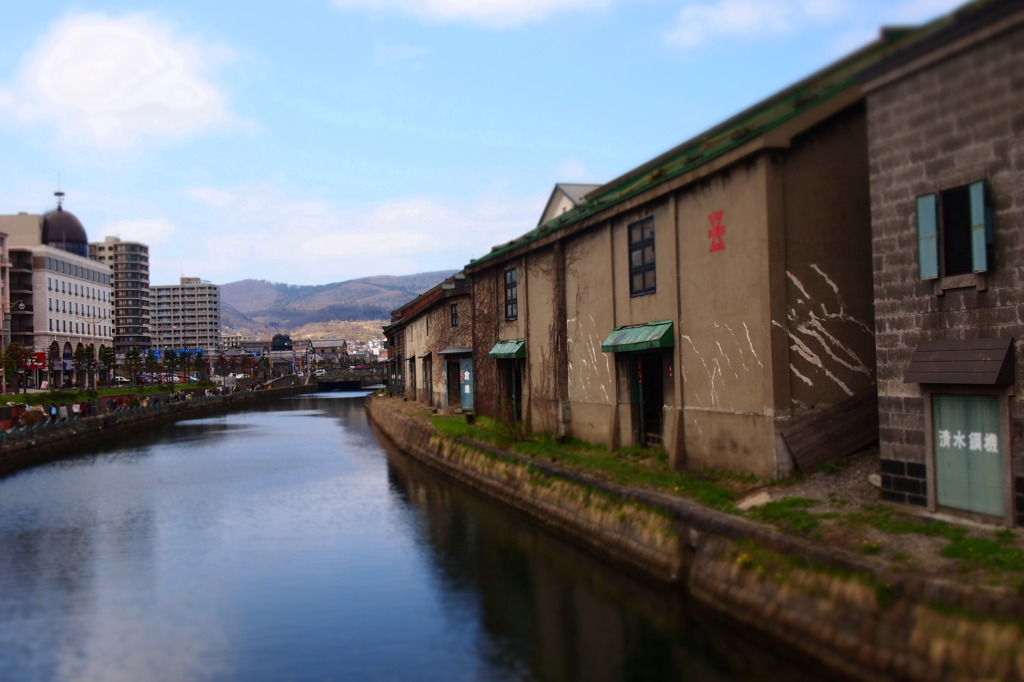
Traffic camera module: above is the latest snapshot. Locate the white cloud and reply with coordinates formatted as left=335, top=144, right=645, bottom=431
left=332, top=0, right=606, bottom=27
left=160, top=183, right=538, bottom=285
left=0, top=12, right=239, bottom=149
left=100, top=218, right=179, bottom=245
left=665, top=0, right=847, bottom=50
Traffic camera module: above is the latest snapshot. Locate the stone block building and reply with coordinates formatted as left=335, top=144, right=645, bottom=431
left=464, top=34, right=911, bottom=479
left=384, top=271, right=473, bottom=410
left=863, top=0, right=1024, bottom=524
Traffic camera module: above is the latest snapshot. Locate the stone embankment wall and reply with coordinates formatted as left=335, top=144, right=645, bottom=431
left=0, top=384, right=309, bottom=478
left=367, top=395, right=1024, bottom=682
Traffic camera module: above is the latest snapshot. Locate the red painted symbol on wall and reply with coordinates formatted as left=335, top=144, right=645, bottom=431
left=708, top=210, right=726, bottom=252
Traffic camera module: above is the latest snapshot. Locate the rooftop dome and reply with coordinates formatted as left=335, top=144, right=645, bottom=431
left=41, top=204, right=89, bottom=258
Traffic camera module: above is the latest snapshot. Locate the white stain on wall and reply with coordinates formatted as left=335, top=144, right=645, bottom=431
left=775, top=265, right=874, bottom=399
left=567, top=313, right=611, bottom=403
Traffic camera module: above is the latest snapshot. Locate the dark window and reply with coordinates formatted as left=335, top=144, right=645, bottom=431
left=450, top=303, right=458, bottom=327
left=504, top=268, right=518, bottom=320
left=629, top=216, right=656, bottom=296
left=917, top=181, right=991, bottom=279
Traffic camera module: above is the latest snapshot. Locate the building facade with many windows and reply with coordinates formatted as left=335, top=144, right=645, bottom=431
left=0, top=201, right=113, bottom=388
left=89, top=236, right=151, bottom=354
left=151, top=277, right=221, bottom=354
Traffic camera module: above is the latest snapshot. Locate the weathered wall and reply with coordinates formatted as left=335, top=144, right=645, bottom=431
left=564, top=227, right=618, bottom=447
left=780, top=105, right=876, bottom=413
left=426, top=291, right=472, bottom=409
left=675, top=156, right=780, bottom=477
left=524, top=247, right=561, bottom=433
left=405, top=315, right=428, bottom=402
left=471, top=265, right=501, bottom=417
left=867, top=14, right=1024, bottom=517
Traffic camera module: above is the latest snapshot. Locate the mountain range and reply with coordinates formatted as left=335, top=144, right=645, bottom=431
left=220, top=270, right=457, bottom=334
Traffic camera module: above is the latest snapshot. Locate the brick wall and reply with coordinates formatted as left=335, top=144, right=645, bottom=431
left=868, top=19, right=1024, bottom=504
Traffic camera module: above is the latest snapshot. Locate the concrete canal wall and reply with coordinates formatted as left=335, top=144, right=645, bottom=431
left=0, top=384, right=310, bottom=479
left=367, top=394, right=1024, bottom=682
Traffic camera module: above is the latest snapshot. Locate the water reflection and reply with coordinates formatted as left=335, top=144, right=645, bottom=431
left=381, top=435, right=833, bottom=682
left=0, top=393, right=837, bottom=681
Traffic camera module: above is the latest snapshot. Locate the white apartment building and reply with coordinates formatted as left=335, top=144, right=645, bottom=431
left=0, top=200, right=113, bottom=387
left=151, top=277, right=222, bottom=354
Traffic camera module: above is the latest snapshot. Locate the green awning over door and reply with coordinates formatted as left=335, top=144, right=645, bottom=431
left=601, top=320, right=674, bottom=353
left=488, top=339, right=526, bottom=359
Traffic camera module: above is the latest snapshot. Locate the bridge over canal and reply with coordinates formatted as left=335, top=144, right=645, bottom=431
left=312, top=367, right=387, bottom=391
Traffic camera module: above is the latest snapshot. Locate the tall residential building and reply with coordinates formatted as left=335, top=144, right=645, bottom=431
left=151, top=277, right=221, bottom=353
left=0, top=196, right=113, bottom=387
left=89, top=236, right=152, bottom=353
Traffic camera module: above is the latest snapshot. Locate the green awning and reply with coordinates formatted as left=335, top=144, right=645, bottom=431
left=601, top=321, right=674, bottom=353
left=488, top=339, right=526, bottom=359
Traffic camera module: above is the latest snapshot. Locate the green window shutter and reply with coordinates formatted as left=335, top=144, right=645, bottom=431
left=969, top=181, right=989, bottom=273
left=916, top=194, right=939, bottom=280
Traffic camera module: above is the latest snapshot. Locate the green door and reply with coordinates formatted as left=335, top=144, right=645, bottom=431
left=933, top=395, right=1002, bottom=517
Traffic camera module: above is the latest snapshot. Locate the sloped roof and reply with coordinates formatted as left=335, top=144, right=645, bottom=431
left=536, top=183, right=602, bottom=228
left=388, top=270, right=467, bottom=324
left=465, top=19, right=947, bottom=271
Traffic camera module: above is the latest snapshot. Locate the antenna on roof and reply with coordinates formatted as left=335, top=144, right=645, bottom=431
left=55, top=169, right=65, bottom=210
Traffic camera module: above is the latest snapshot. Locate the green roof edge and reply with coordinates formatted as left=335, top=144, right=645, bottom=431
left=466, top=25, right=930, bottom=271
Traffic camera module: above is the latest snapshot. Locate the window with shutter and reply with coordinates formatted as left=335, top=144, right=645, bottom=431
left=916, top=180, right=991, bottom=280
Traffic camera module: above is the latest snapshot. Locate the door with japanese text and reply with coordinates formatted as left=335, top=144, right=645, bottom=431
left=933, top=395, right=1002, bottom=517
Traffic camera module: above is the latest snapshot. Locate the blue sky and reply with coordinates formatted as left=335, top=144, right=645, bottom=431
left=0, top=0, right=962, bottom=286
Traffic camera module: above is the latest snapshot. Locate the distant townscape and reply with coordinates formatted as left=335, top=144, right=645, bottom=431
left=0, top=200, right=447, bottom=386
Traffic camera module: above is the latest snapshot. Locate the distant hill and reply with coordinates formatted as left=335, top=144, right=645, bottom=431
left=220, top=270, right=457, bottom=334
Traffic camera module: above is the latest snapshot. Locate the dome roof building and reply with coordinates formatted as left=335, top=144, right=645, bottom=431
left=0, top=192, right=114, bottom=389
left=41, top=194, right=89, bottom=258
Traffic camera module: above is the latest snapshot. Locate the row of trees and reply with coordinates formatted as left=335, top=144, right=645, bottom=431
left=0, top=342, right=216, bottom=391
left=0, top=342, right=284, bottom=392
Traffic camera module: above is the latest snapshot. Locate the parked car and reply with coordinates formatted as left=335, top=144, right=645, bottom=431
left=113, top=376, right=131, bottom=384
left=314, top=369, right=327, bottom=377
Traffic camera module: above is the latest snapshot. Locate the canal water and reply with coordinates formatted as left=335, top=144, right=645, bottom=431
left=0, top=392, right=833, bottom=681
